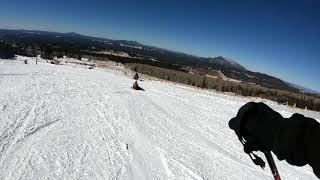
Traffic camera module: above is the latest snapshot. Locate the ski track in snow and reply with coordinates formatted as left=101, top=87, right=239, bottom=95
left=0, top=57, right=319, bottom=180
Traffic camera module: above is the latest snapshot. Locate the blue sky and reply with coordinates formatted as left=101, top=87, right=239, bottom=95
left=1, top=0, right=319, bottom=91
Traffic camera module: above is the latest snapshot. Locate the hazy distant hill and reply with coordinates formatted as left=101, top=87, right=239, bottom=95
left=286, top=82, right=319, bottom=95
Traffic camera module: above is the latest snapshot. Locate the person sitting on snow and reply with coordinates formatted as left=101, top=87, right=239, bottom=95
left=132, top=81, right=144, bottom=91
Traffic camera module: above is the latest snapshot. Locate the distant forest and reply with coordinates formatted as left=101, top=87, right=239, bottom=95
left=127, top=63, right=320, bottom=111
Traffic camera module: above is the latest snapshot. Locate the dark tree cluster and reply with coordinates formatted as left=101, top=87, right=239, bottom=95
left=0, top=43, right=15, bottom=59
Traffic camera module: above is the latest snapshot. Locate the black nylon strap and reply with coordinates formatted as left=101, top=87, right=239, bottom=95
left=236, top=109, right=266, bottom=169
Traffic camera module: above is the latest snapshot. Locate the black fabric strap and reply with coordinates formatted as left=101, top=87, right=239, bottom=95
left=236, top=109, right=266, bottom=169
left=237, top=135, right=266, bottom=169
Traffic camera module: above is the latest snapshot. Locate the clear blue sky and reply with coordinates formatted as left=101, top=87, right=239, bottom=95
left=1, top=0, right=319, bottom=91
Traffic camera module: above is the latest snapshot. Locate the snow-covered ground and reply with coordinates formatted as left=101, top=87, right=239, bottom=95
left=0, top=57, right=319, bottom=180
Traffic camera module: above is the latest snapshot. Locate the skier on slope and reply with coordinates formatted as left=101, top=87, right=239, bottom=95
left=229, top=102, right=320, bottom=178
left=132, top=81, right=144, bottom=91
left=133, top=72, right=139, bottom=80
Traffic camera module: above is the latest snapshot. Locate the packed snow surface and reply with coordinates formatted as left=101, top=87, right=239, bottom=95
left=0, top=57, right=319, bottom=180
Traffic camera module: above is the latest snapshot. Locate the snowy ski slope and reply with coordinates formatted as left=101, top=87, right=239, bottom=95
left=0, top=57, right=319, bottom=180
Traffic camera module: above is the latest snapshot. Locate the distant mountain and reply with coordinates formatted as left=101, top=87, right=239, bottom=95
left=0, top=29, right=112, bottom=43
left=0, top=29, right=302, bottom=92
left=286, top=82, right=319, bottom=95
left=207, top=56, right=247, bottom=71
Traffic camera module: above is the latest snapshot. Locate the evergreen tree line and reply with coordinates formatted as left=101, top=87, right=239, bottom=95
left=128, top=63, right=320, bottom=111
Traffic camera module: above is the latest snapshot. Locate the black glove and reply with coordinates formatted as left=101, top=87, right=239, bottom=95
left=229, top=102, right=284, bottom=152
left=285, top=114, right=320, bottom=178
left=229, top=102, right=320, bottom=178
left=272, top=113, right=307, bottom=166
